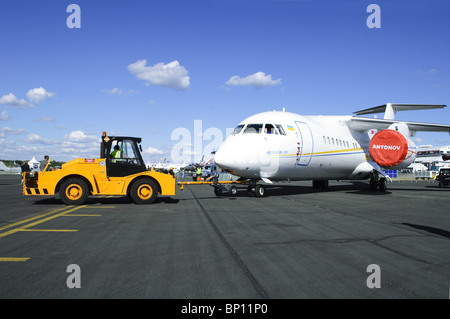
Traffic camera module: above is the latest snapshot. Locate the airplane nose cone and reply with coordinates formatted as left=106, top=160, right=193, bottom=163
left=215, top=135, right=280, bottom=179
left=214, top=144, right=233, bottom=171
left=214, top=136, right=261, bottom=178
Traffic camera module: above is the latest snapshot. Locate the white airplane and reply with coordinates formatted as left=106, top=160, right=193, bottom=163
left=214, top=103, right=450, bottom=196
left=0, top=161, right=21, bottom=174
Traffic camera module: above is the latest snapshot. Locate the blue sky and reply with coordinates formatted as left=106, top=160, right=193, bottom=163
left=1, top=0, right=449, bottom=164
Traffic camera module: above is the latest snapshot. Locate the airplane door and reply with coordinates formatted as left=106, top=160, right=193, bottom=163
left=295, top=121, right=314, bottom=166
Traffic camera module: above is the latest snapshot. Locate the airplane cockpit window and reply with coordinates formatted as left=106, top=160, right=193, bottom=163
left=232, top=124, right=245, bottom=135
left=264, top=124, right=278, bottom=134
left=275, top=124, right=286, bottom=135
left=243, top=124, right=263, bottom=134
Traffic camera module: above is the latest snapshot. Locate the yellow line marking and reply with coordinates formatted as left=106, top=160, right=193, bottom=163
left=0, top=206, right=70, bottom=232
left=18, top=229, right=78, bottom=232
left=0, top=257, right=30, bottom=262
left=0, top=205, right=85, bottom=239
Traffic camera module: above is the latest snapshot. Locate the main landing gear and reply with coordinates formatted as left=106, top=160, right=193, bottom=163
left=246, top=184, right=265, bottom=197
left=312, top=180, right=329, bottom=190
left=369, top=171, right=387, bottom=192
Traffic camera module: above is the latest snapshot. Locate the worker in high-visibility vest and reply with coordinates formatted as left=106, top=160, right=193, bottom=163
left=111, top=145, right=122, bottom=160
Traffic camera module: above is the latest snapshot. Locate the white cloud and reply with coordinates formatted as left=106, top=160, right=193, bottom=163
left=64, top=130, right=100, bottom=143
left=0, top=93, right=32, bottom=108
left=104, top=88, right=123, bottom=95
left=103, top=88, right=138, bottom=96
left=143, top=146, right=163, bottom=155
left=34, top=117, right=55, bottom=123
left=25, top=133, right=56, bottom=145
left=0, top=127, right=28, bottom=137
left=61, top=131, right=100, bottom=158
left=128, top=59, right=190, bottom=90
left=226, top=71, right=281, bottom=88
left=0, top=110, right=10, bottom=121
left=26, top=87, right=55, bottom=104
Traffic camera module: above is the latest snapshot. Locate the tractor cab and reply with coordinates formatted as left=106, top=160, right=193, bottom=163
left=100, top=132, right=147, bottom=177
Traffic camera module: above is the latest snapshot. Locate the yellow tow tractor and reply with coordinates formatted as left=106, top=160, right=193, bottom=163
left=22, top=132, right=176, bottom=205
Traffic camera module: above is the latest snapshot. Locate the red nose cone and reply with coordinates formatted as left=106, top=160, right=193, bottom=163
left=369, top=129, right=408, bottom=168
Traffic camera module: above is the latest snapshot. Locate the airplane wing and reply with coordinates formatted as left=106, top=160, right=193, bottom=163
left=349, top=117, right=450, bottom=133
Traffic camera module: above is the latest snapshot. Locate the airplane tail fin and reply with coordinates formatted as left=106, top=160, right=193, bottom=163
left=353, top=103, right=446, bottom=120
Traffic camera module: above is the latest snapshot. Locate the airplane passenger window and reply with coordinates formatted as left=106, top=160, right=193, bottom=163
left=275, top=124, right=286, bottom=135
left=232, top=124, right=244, bottom=134
left=244, top=124, right=263, bottom=134
left=264, top=124, right=278, bottom=134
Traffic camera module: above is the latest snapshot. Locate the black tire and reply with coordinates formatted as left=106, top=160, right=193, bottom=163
left=247, top=186, right=255, bottom=197
left=229, top=186, right=237, bottom=196
left=320, top=180, right=329, bottom=190
left=369, top=179, right=378, bottom=191
left=130, top=179, right=158, bottom=204
left=312, top=180, right=320, bottom=190
left=214, top=187, right=223, bottom=196
left=254, top=185, right=265, bottom=197
left=60, top=178, right=89, bottom=205
left=378, top=178, right=387, bottom=192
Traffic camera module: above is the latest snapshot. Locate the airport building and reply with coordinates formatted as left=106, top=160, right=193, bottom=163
left=405, top=145, right=450, bottom=179
left=414, top=145, right=450, bottom=170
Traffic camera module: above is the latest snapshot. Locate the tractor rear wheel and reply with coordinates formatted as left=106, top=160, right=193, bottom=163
left=60, top=178, right=89, bottom=205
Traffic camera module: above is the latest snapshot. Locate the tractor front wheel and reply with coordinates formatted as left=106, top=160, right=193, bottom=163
left=130, top=179, right=158, bottom=204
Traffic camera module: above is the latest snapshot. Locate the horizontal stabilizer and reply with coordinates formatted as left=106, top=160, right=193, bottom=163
left=353, top=103, right=446, bottom=120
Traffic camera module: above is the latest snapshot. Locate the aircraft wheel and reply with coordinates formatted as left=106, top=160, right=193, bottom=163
left=229, top=186, right=237, bottom=196
left=312, top=180, right=320, bottom=190
left=254, top=185, right=265, bottom=198
left=130, top=179, right=158, bottom=204
left=247, top=186, right=255, bottom=197
left=378, top=178, right=387, bottom=192
left=60, top=178, right=89, bottom=205
left=369, top=179, right=378, bottom=191
left=320, top=180, right=329, bottom=190
left=214, top=187, right=223, bottom=196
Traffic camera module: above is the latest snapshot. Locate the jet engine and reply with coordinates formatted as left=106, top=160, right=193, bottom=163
left=369, top=123, right=416, bottom=170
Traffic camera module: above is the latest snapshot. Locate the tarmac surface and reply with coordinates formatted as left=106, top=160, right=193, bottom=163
left=0, top=174, right=449, bottom=299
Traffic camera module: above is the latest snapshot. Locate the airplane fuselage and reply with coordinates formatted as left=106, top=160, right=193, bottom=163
left=214, top=111, right=374, bottom=182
